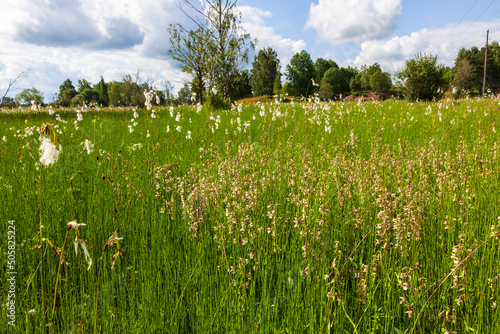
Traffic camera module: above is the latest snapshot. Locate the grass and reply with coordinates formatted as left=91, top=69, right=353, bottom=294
left=1, top=98, right=500, bottom=333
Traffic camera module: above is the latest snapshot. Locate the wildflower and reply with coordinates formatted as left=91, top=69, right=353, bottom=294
left=2, top=136, right=6, bottom=142
left=67, top=220, right=86, bottom=229
left=83, top=139, right=94, bottom=154
left=156, top=92, right=160, bottom=105
left=311, top=78, right=319, bottom=87
left=191, top=92, right=197, bottom=102
left=74, top=237, right=92, bottom=270
left=144, top=90, right=154, bottom=110
left=212, top=86, right=218, bottom=95
left=128, top=125, right=134, bottom=133
left=105, top=230, right=123, bottom=250
left=186, top=131, right=192, bottom=140
left=133, top=110, right=139, bottom=118
left=39, top=137, right=60, bottom=166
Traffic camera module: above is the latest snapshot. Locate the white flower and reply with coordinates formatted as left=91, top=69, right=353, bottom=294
left=128, top=125, right=134, bottom=133
left=76, top=112, right=83, bottom=122
left=133, top=110, right=139, bottom=118
left=155, top=93, right=160, bottom=105
left=39, top=137, right=60, bottom=166
left=212, top=86, right=218, bottom=95
left=83, top=139, right=94, bottom=154
left=74, top=237, right=92, bottom=270
left=186, top=131, right=192, bottom=140
left=191, top=92, right=197, bottom=102
left=2, top=136, right=6, bottom=142
left=67, top=220, right=86, bottom=229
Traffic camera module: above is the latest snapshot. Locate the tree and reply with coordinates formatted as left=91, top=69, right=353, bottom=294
left=321, top=67, right=350, bottom=96
left=317, top=83, right=334, bottom=101
left=177, top=83, right=192, bottom=105
left=273, top=75, right=282, bottom=96
left=179, top=0, right=255, bottom=99
left=285, top=50, right=315, bottom=96
left=231, top=70, right=252, bottom=100
left=453, top=58, right=476, bottom=92
left=249, top=47, right=281, bottom=96
left=397, top=53, right=447, bottom=101
left=369, top=71, right=392, bottom=93
left=314, top=58, right=338, bottom=86
left=15, top=87, right=44, bottom=105
left=94, top=77, right=109, bottom=106
left=58, top=79, right=77, bottom=107
left=168, top=25, right=211, bottom=104
left=77, top=79, right=92, bottom=93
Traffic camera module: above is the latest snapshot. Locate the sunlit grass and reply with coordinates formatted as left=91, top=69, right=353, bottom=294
left=1, top=98, right=500, bottom=333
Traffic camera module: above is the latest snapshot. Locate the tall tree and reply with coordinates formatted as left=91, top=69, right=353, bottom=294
left=94, top=77, right=109, bottom=106
left=58, top=79, right=77, bottom=107
left=179, top=0, right=255, bottom=99
left=168, top=25, right=211, bottom=104
left=285, top=50, right=315, bottom=97
left=249, top=47, right=281, bottom=96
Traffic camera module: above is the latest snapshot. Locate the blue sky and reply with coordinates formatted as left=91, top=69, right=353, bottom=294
left=1, top=0, right=500, bottom=102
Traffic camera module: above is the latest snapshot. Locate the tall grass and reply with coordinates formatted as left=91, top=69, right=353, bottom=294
left=1, top=98, right=500, bottom=333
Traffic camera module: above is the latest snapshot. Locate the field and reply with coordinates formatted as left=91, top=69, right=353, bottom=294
left=2, top=98, right=500, bottom=333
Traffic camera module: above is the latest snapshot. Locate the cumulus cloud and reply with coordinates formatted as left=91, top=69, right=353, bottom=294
left=343, top=21, right=500, bottom=73
left=305, top=0, right=402, bottom=45
left=238, top=6, right=306, bottom=67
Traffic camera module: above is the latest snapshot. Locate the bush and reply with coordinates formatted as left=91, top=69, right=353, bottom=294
left=397, top=53, right=447, bottom=101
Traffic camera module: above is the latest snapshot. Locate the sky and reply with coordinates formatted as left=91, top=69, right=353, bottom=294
left=1, top=0, right=500, bottom=102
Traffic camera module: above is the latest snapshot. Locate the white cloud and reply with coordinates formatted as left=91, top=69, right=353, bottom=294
left=0, top=0, right=189, bottom=101
left=238, top=6, right=306, bottom=69
left=305, top=0, right=402, bottom=45
left=342, top=21, right=500, bottom=74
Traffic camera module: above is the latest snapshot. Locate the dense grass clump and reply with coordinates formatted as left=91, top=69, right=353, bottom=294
left=2, top=98, right=500, bottom=333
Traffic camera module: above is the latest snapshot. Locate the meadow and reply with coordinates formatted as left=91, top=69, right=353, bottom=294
left=1, top=97, right=500, bottom=333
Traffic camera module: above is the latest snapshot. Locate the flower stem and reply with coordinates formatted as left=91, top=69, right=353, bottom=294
left=39, top=164, right=46, bottom=319
left=51, top=227, right=70, bottom=329
left=94, top=249, right=105, bottom=334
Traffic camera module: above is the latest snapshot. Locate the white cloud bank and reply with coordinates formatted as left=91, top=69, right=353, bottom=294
left=344, top=21, right=500, bottom=73
left=238, top=6, right=306, bottom=69
left=305, top=0, right=403, bottom=45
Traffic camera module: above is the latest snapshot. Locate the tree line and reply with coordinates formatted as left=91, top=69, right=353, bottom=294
left=2, top=0, right=499, bottom=107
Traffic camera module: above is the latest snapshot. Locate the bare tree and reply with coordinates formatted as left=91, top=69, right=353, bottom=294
left=1, top=63, right=30, bottom=106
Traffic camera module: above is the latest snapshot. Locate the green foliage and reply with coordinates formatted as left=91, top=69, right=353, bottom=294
left=168, top=25, right=211, bottom=104
left=176, top=83, right=192, bottom=105
left=317, top=82, right=333, bottom=101
left=15, top=87, right=44, bottom=105
left=273, top=75, right=282, bottom=96
left=321, top=67, right=350, bottom=96
left=58, top=79, right=76, bottom=107
left=398, top=53, right=447, bottom=101
left=369, top=70, right=392, bottom=93
left=285, top=50, right=315, bottom=96
left=94, top=77, right=109, bottom=106
left=250, top=47, right=281, bottom=96
left=314, top=58, right=338, bottom=87
left=231, top=70, right=253, bottom=101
